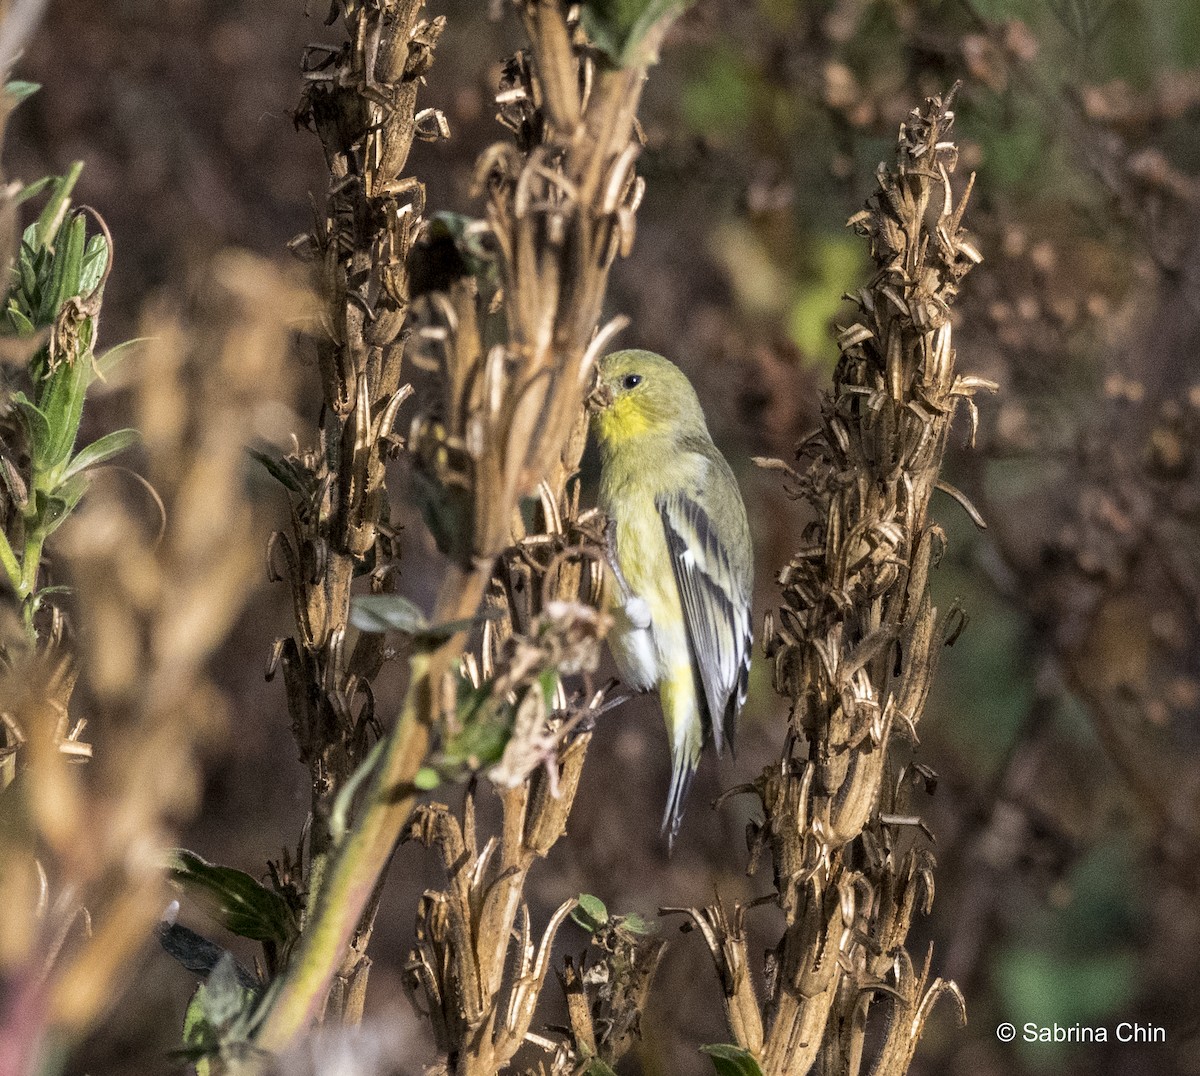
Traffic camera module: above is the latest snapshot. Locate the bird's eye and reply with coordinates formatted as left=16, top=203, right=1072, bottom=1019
left=621, top=373, right=643, bottom=390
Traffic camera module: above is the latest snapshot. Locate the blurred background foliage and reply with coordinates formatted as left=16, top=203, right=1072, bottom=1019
left=8, top=0, right=1200, bottom=1073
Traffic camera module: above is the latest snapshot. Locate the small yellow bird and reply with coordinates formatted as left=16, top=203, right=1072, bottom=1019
left=590, top=350, right=753, bottom=848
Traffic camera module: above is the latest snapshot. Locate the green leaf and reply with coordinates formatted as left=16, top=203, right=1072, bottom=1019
left=2, top=305, right=37, bottom=336
left=583, top=1060, right=620, bottom=1076
left=414, top=766, right=442, bottom=790
left=94, top=336, right=148, bottom=379
left=407, top=669, right=528, bottom=788
left=441, top=698, right=511, bottom=768
left=248, top=447, right=306, bottom=494
left=37, top=356, right=90, bottom=471
left=40, top=213, right=86, bottom=325
left=32, top=162, right=83, bottom=252
left=79, top=232, right=109, bottom=295
left=16, top=242, right=40, bottom=308
left=537, top=666, right=560, bottom=706
left=168, top=850, right=299, bottom=946
left=4, top=80, right=40, bottom=103
left=580, top=0, right=696, bottom=67
left=571, top=893, right=609, bottom=932
left=181, top=987, right=220, bottom=1075
left=20, top=221, right=39, bottom=257
left=159, top=921, right=259, bottom=987
left=31, top=584, right=72, bottom=598
left=349, top=593, right=429, bottom=634
left=329, top=738, right=385, bottom=845
left=617, top=912, right=655, bottom=935
left=12, top=174, right=52, bottom=208
left=350, top=593, right=499, bottom=648
left=700, top=1044, right=766, bottom=1076
left=0, top=528, right=21, bottom=590
left=62, top=428, right=139, bottom=481
left=413, top=610, right=501, bottom=648
left=37, top=475, right=88, bottom=538
left=197, top=952, right=253, bottom=1026
left=410, top=211, right=499, bottom=296
left=180, top=953, right=258, bottom=1076
left=11, top=393, right=52, bottom=462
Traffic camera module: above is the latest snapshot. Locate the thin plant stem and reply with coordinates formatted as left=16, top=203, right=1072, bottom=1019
left=254, top=562, right=490, bottom=1052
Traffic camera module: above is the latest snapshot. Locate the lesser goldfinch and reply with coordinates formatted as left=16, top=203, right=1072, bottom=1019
left=590, top=349, right=753, bottom=848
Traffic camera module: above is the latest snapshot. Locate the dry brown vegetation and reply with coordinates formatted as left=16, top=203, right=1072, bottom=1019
left=3, top=2, right=1200, bottom=1076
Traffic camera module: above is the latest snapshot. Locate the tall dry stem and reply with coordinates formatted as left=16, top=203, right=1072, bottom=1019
left=673, top=89, right=991, bottom=1075
left=250, top=1, right=677, bottom=1050
left=260, top=0, right=446, bottom=1029
left=399, top=4, right=683, bottom=1072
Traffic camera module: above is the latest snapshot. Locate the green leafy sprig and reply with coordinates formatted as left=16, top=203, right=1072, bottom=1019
left=0, top=151, right=138, bottom=627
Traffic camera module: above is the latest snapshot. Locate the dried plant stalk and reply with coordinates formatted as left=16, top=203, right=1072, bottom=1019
left=398, top=4, right=686, bottom=1072
left=279, top=0, right=442, bottom=855
left=674, top=90, right=989, bottom=1075
left=408, top=0, right=654, bottom=568
left=251, top=1, right=669, bottom=1050
left=260, top=0, right=446, bottom=1029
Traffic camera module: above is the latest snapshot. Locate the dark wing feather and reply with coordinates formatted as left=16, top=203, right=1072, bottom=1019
left=658, top=490, right=752, bottom=754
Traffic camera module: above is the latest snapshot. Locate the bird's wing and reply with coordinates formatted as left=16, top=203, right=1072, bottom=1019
left=657, top=489, right=752, bottom=754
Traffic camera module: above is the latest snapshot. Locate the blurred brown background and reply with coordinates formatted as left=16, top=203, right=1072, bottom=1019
left=10, top=1, right=1200, bottom=1073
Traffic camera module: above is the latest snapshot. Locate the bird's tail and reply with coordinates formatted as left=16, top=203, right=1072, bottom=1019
left=661, top=739, right=701, bottom=852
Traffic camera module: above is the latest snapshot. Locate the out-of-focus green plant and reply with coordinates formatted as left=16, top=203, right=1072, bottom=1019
left=581, top=0, right=693, bottom=67
left=0, top=148, right=137, bottom=631
left=0, top=69, right=301, bottom=1076
left=0, top=82, right=140, bottom=803
left=178, top=954, right=262, bottom=1076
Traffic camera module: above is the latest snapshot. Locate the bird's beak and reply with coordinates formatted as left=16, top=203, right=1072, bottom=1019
left=586, top=380, right=614, bottom=413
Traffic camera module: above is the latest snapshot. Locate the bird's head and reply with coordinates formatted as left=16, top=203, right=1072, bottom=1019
left=588, top=349, right=707, bottom=448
